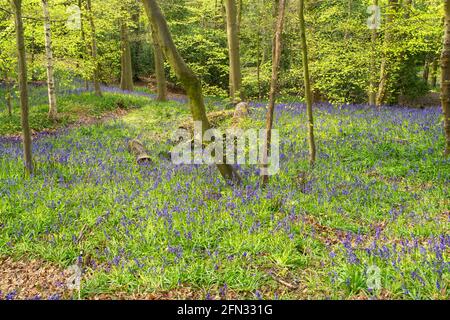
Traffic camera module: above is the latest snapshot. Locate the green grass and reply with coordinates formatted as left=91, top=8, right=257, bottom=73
left=0, top=86, right=152, bottom=136
left=0, top=90, right=448, bottom=300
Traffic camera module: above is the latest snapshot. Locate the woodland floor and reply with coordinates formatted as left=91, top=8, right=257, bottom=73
left=0, top=85, right=448, bottom=300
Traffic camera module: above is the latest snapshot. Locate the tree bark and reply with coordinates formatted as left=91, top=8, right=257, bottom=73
left=256, top=0, right=263, bottom=101
left=369, top=0, right=378, bottom=106
left=130, top=3, right=141, bottom=81
left=299, top=0, right=316, bottom=167
left=78, top=0, right=89, bottom=90
left=150, top=24, right=167, bottom=101
left=42, top=0, right=57, bottom=119
left=431, top=58, right=438, bottom=88
left=11, top=0, right=33, bottom=175
left=423, top=60, right=430, bottom=83
left=441, top=0, right=450, bottom=156
left=6, top=90, right=12, bottom=116
left=86, top=0, right=101, bottom=96
left=376, top=0, right=399, bottom=106
left=261, top=0, right=286, bottom=186
left=120, top=20, right=134, bottom=91
left=141, top=0, right=241, bottom=184
left=344, top=0, right=352, bottom=40
left=4, top=74, right=12, bottom=117
left=224, top=0, right=242, bottom=102
left=257, top=31, right=261, bottom=100
left=30, top=23, right=36, bottom=81
left=237, top=0, right=242, bottom=36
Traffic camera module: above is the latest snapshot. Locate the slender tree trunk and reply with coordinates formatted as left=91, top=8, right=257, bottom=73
left=150, top=25, right=167, bottom=101
left=131, top=5, right=141, bottom=81
left=261, top=0, right=286, bottom=186
left=431, top=58, right=438, bottom=88
left=256, top=0, right=263, bottom=101
left=376, top=0, right=399, bottom=106
left=78, top=0, right=89, bottom=90
left=6, top=91, right=12, bottom=116
left=86, top=0, right=101, bottom=96
left=30, top=27, right=36, bottom=81
left=299, top=0, right=316, bottom=167
left=5, top=75, right=12, bottom=116
left=141, top=0, right=241, bottom=184
left=344, top=0, right=352, bottom=40
left=11, top=0, right=33, bottom=175
left=224, top=0, right=242, bottom=102
left=237, top=0, right=242, bottom=35
left=257, top=31, right=261, bottom=100
left=42, top=0, right=57, bottom=119
left=441, top=0, right=450, bottom=156
left=369, top=0, right=378, bottom=106
left=423, top=60, right=430, bottom=83
left=120, top=20, right=134, bottom=91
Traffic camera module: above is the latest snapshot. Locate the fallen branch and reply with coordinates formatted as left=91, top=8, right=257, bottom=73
left=270, top=273, right=299, bottom=290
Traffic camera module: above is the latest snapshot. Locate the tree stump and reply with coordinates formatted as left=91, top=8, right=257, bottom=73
left=128, top=139, right=152, bottom=164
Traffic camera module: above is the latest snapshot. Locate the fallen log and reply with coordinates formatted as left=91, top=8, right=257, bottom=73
left=128, top=139, right=152, bottom=164
left=178, top=102, right=251, bottom=133
left=179, top=109, right=235, bottom=133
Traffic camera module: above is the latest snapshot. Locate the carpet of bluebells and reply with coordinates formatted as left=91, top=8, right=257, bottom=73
left=0, top=88, right=449, bottom=300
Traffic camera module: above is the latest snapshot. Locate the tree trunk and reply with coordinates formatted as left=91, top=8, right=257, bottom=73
left=131, top=4, right=142, bottom=81
left=150, top=24, right=167, bottom=102
left=299, top=0, right=316, bottom=167
left=141, top=0, right=241, bottom=184
left=441, top=0, right=450, bottom=156
left=224, top=0, right=242, bottom=102
left=30, top=25, right=36, bottom=81
left=344, top=0, right=352, bottom=40
left=257, top=31, right=261, bottom=100
left=86, top=0, right=101, bottom=96
left=11, top=0, right=33, bottom=175
left=256, top=0, right=263, bottom=101
left=42, top=0, right=57, bottom=119
left=120, top=20, right=134, bottom=91
left=6, top=89, right=12, bottom=116
left=423, top=60, right=430, bottom=83
left=261, top=0, right=286, bottom=186
left=5, top=75, right=12, bottom=117
left=369, top=0, right=378, bottom=106
left=237, top=0, right=242, bottom=36
left=78, top=0, right=89, bottom=90
left=431, top=58, right=438, bottom=88
left=376, top=0, right=399, bottom=106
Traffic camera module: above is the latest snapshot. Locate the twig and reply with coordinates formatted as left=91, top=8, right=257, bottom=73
left=270, top=274, right=299, bottom=290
